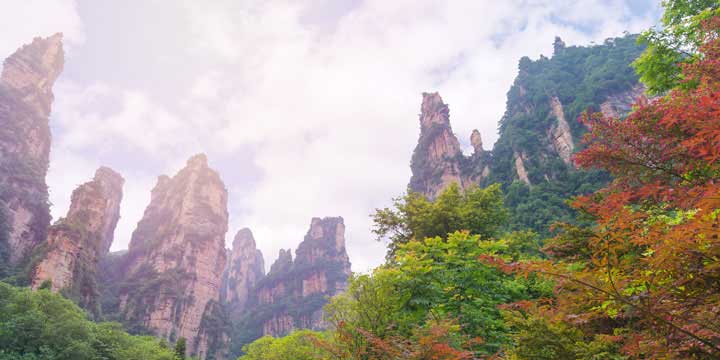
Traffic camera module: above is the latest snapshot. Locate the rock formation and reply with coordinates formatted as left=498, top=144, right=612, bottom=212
left=407, top=35, right=646, bottom=234
left=463, top=129, right=491, bottom=186
left=243, top=217, right=351, bottom=338
left=470, top=129, right=483, bottom=153
left=600, top=84, right=647, bottom=119
left=0, top=34, right=64, bottom=266
left=119, top=154, right=228, bottom=358
left=513, top=151, right=531, bottom=185
left=30, top=167, right=123, bottom=313
left=548, top=96, right=575, bottom=166
left=408, top=92, right=464, bottom=198
left=222, top=228, right=265, bottom=318
left=408, top=94, right=493, bottom=198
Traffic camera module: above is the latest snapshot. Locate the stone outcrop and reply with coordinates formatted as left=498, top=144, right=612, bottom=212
left=548, top=96, right=574, bottom=165
left=409, top=92, right=464, bottom=198
left=406, top=36, right=647, bottom=236
left=600, top=84, right=647, bottom=119
left=247, top=217, right=351, bottom=337
left=408, top=94, right=493, bottom=198
left=513, top=151, right=531, bottom=185
left=269, top=248, right=292, bottom=275
left=222, top=228, right=265, bottom=318
left=0, top=34, right=64, bottom=266
left=470, top=129, right=483, bottom=153
left=30, top=167, right=123, bottom=313
left=463, top=129, right=491, bottom=186
left=119, top=154, right=228, bottom=358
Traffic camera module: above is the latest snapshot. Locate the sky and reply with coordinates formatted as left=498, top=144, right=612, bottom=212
left=0, top=0, right=661, bottom=273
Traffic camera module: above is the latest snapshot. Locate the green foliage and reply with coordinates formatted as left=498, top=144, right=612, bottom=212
left=173, top=337, right=186, bottom=359
left=504, top=314, right=627, bottom=360
left=373, top=183, right=508, bottom=257
left=0, top=282, right=175, bottom=360
left=495, top=34, right=643, bottom=157
left=324, top=270, right=409, bottom=341
left=237, top=330, right=331, bottom=360
left=634, top=0, right=720, bottom=94
left=503, top=169, right=609, bottom=236
left=484, top=34, right=641, bottom=236
left=326, top=232, right=552, bottom=356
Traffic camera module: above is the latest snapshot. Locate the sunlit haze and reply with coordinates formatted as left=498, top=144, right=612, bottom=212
left=1, top=0, right=660, bottom=272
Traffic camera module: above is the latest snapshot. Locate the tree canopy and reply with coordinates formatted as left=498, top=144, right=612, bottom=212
left=0, top=282, right=175, bottom=360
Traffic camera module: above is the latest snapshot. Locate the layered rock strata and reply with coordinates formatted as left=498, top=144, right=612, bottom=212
left=251, top=217, right=352, bottom=337
left=222, top=228, right=265, bottom=318
left=0, top=34, right=64, bottom=266
left=30, top=167, right=124, bottom=313
left=119, top=154, right=228, bottom=357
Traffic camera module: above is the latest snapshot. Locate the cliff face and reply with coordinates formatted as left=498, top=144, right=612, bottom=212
left=0, top=34, right=64, bottom=267
left=222, top=228, right=265, bottom=318
left=548, top=96, right=575, bottom=166
left=408, top=93, right=464, bottom=198
left=408, top=35, right=645, bottom=234
left=119, top=154, right=228, bottom=358
left=600, top=84, right=646, bottom=119
left=260, top=217, right=351, bottom=336
left=234, top=217, right=351, bottom=342
left=30, top=167, right=123, bottom=314
left=408, top=93, right=492, bottom=198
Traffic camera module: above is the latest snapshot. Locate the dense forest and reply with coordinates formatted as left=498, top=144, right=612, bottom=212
left=2, top=0, right=720, bottom=359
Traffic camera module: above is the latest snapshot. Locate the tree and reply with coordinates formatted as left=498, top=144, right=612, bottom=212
left=325, top=232, right=551, bottom=356
left=320, top=318, right=477, bottom=360
left=372, top=183, right=508, bottom=258
left=495, top=18, right=720, bottom=359
left=238, top=330, right=332, bottom=360
left=634, top=0, right=720, bottom=94
left=0, top=282, right=175, bottom=360
left=173, top=337, right=186, bottom=360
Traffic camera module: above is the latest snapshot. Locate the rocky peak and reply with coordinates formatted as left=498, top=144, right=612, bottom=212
left=0, top=34, right=64, bottom=267
left=420, top=92, right=451, bottom=130
left=186, top=153, right=209, bottom=169
left=409, top=92, right=464, bottom=198
left=269, top=249, right=293, bottom=275
left=30, top=167, right=124, bottom=314
left=84, top=167, right=124, bottom=254
left=232, top=228, right=256, bottom=250
left=120, top=154, right=228, bottom=358
left=223, top=228, right=265, bottom=318
left=470, top=129, right=483, bottom=154
left=296, top=217, right=349, bottom=271
left=155, top=174, right=171, bottom=188
left=248, top=216, right=352, bottom=338
left=1, top=33, right=64, bottom=116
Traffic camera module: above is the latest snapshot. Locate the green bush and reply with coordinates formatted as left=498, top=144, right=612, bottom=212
left=0, top=282, right=175, bottom=360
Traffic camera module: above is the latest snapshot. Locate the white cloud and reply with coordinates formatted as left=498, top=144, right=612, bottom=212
left=0, top=0, right=84, bottom=57
left=26, top=0, right=660, bottom=272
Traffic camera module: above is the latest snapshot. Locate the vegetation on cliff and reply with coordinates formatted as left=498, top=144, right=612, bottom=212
left=487, top=33, right=644, bottom=236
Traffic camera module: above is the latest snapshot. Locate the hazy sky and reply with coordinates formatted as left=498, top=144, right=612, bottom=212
left=1, top=0, right=660, bottom=272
